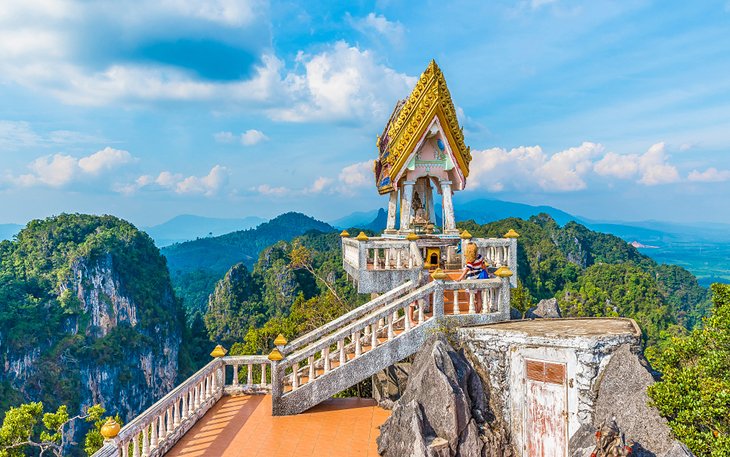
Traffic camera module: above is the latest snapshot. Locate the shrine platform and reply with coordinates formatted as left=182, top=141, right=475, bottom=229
left=165, top=395, right=390, bottom=457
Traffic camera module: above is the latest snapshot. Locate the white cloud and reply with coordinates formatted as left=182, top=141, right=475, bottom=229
left=0, top=120, right=106, bottom=150
left=535, top=142, right=604, bottom=191
left=214, top=131, right=236, bottom=143
left=11, top=147, right=135, bottom=188
left=78, top=147, right=135, bottom=175
left=594, top=151, right=640, bottom=179
left=240, top=129, right=268, bottom=146
left=176, top=165, right=228, bottom=195
left=469, top=141, right=686, bottom=193
left=469, top=143, right=600, bottom=192
left=0, top=2, right=413, bottom=126
left=255, top=184, right=289, bottom=197
left=637, top=142, right=680, bottom=185
left=687, top=167, right=730, bottom=183
left=0, top=121, right=41, bottom=149
left=269, top=42, right=416, bottom=123
left=350, top=13, right=405, bottom=45
left=338, top=161, right=373, bottom=193
left=593, top=142, right=680, bottom=186
left=121, top=165, right=228, bottom=196
left=308, top=177, right=333, bottom=194
left=18, top=153, right=78, bottom=187
left=215, top=129, right=268, bottom=146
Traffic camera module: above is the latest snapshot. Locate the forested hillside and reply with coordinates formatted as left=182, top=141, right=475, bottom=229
left=162, top=212, right=335, bottom=315
left=459, top=214, right=709, bottom=343
left=0, top=214, right=184, bottom=455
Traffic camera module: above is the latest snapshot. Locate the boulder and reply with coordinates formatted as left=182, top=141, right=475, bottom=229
left=377, top=334, right=513, bottom=457
left=510, top=307, right=523, bottom=320
left=525, top=297, right=561, bottom=319
left=589, top=344, right=694, bottom=457
left=372, top=363, right=410, bottom=409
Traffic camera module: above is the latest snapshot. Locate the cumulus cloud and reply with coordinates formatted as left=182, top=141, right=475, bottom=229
left=338, top=161, right=373, bottom=189
left=0, top=2, right=413, bottom=125
left=593, top=142, right=680, bottom=185
left=120, top=165, right=228, bottom=196
left=267, top=42, right=416, bottom=123
left=469, top=141, right=688, bottom=193
left=240, top=129, right=268, bottom=146
left=469, top=142, right=602, bottom=192
left=687, top=167, right=730, bottom=183
left=78, top=147, right=135, bottom=175
left=10, top=147, right=134, bottom=188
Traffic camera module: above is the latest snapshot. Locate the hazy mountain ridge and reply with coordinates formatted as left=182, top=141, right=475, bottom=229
left=144, top=214, right=266, bottom=247
left=162, top=212, right=335, bottom=314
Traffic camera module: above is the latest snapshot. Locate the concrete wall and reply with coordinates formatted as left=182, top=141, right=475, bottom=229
left=458, top=319, right=642, bottom=457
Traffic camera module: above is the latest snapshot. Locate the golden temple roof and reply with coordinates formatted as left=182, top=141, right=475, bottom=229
left=374, top=60, right=471, bottom=194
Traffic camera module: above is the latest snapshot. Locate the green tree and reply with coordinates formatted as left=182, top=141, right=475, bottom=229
left=647, top=284, right=730, bottom=456
left=0, top=402, right=105, bottom=457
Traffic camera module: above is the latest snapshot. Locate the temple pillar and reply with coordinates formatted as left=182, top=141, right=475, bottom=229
left=399, top=180, right=415, bottom=233
left=385, top=191, right=398, bottom=234
left=440, top=180, right=458, bottom=235
left=425, top=178, right=436, bottom=226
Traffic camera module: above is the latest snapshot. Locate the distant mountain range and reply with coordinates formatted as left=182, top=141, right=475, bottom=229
left=328, top=198, right=730, bottom=244
left=143, top=214, right=266, bottom=247
left=162, top=212, right=334, bottom=277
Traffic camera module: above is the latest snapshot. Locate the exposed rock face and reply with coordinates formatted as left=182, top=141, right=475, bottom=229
left=372, top=363, right=410, bottom=409
left=0, top=215, right=183, bottom=451
left=525, top=297, right=561, bottom=319
left=570, top=345, right=694, bottom=457
left=377, top=335, right=513, bottom=457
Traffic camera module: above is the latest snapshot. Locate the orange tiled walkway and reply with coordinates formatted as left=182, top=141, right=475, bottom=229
left=165, top=395, right=390, bottom=457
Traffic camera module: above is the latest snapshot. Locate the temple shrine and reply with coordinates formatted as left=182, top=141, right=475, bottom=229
left=92, top=60, right=645, bottom=457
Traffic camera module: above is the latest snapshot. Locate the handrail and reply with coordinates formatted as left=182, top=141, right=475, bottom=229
left=442, top=278, right=502, bottom=290
left=279, top=282, right=437, bottom=370
left=116, top=359, right=222, bottom=440
left=282, top=280, right=417, bottom=355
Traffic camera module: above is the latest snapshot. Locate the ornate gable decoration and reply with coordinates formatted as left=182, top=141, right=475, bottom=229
left=374, top=60, right=471, bottom=194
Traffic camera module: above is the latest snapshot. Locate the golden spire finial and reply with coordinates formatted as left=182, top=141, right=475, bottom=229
left=100, top=418, right=120, bottom=440
left=210, top=344, right=227, bottom=358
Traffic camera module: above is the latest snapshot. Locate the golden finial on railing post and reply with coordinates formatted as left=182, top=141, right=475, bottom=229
left=406, top=232, right=419, bottom=241
left=274, top=334, right=287, bottom=348
left=494, top=266, right=514, bottom=278
left=100, top=417, right=120, bottom=443
left=339, top=230, right=350, bottom=238
left=268, top=348, right=284, bottom=361
left=356, top=231, right=369, bottom=241
left=210, top=344, right=227, bottom=358
left=431, top=268, right=448, bottom=280
left=460, top=229, right=472, bottom=240
left=503, top=229, right=520, bottom=238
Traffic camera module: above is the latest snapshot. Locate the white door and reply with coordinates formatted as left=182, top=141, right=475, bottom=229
left=525, top=359, right=567, bottom=457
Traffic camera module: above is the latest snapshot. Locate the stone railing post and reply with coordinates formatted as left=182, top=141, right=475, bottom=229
left=431, top=269, right=446, bottom=318
left=269, top=334, right=286, bottom=416
left=503, top=229, right=519, bottom=288
left=495, top=266, right=513, bottom=318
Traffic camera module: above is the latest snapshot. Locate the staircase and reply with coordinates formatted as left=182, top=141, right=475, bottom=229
left=270, top=272, right=511, bottom=415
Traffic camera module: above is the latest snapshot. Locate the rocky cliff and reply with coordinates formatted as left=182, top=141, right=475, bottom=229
left=0, top=214, right=183, bottom=439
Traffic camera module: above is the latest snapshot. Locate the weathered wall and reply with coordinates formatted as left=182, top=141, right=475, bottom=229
left=458, top=319, right=642, bottom=457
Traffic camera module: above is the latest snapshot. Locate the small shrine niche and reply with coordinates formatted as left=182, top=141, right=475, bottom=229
left=373, top=60, right=471, bottom=237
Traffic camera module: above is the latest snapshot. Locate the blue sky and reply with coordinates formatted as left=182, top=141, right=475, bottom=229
left=1, top=0, right=729, bottom=226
